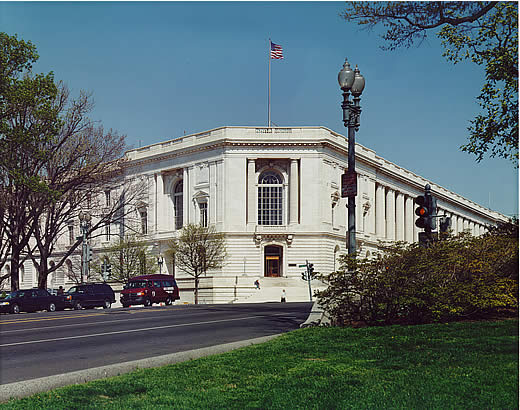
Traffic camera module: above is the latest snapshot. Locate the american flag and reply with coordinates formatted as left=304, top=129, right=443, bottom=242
left=270, top=42, right=283, bottom=59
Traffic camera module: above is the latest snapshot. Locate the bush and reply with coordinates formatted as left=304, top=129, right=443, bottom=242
left=316, top=231, right=518, bottom=326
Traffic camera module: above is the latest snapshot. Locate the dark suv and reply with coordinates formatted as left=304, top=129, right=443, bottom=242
left=64, top=283, right=115, bottom=310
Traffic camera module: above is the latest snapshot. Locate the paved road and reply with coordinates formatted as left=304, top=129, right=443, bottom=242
left=0, top=302, right=312, bottom=385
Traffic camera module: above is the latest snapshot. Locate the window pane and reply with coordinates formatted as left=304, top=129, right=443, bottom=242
left=257, top=172, right=283, bottom=226
left=174, top=180, right=183, bottom=229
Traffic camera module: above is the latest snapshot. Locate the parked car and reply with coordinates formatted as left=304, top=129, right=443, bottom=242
left=120, top=274, right=180, bottom=307
left=64, top=283, right=116, bottom=310
left=0, top=288, right=66, bottom=314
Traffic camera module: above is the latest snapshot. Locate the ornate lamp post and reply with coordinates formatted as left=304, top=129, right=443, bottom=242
left=78, top=211, right=92, bottom=283
left=338, top=58, right=365, bottom=256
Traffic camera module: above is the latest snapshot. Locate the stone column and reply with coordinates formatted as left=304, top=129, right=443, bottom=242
left=289, top=159, right=299, bottom=225
left=183, top=168, right=189, bottom=226
left=216, top=160, right=224, bottom=225
left=457, top=216, right=464, bottom=233
left=450, top=213, right=457, bottom=235
left=367, top=178, right=376, bottom=235
left=405, top=195, right=414, bottom=243
left=395, top=192, right=405, bottom=241
left=469, top=221, right=475, bottom=236
left=247, top=159, right=256, bottom=226
left=209, top=162, right=217, bottom=225
left=385, top=188, right=395, bottom=241
left=375, top=183, right=386, bottom=238
left=155, top=173, right=163, bottom=232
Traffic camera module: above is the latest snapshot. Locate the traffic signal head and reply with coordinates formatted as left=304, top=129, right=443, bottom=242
left=301, top=271, right=307, bottom=281
left=414, top=195, right=429, bottom=229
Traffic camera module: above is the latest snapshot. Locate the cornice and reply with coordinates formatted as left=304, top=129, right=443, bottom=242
left=123, top=126, right=507, bottom=223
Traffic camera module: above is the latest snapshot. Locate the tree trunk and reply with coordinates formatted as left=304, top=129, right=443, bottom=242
left=194, top=276, right=199, bottom=304
left=9, top=246, right=20, bottom=291
left=37, top=258, right=49, bottom=290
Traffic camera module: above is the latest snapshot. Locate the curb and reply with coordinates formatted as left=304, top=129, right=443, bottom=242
left=0, top=334, right=281, bottom=403
left=299, top=301, right=330, bottom=327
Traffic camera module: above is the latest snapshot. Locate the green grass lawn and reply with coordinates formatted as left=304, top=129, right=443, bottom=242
left=2, top=319, right=518, bottom=409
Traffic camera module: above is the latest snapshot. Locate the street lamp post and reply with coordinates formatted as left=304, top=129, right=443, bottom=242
left=78, top=211, right=92, bottom=283
left=338, top=58, right=365, bottom=256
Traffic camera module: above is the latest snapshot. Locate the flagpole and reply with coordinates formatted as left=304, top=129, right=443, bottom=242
left=268, top=38, right=271, bottom=127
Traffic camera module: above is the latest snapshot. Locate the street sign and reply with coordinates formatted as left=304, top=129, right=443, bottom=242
left=341, top=171, right=357, bottom=198
left=298, top=264, right=307, bottom=267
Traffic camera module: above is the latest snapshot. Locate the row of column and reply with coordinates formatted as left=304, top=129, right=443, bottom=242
left=373, top=183, right=486, bottom=242
left=375, top=185, right=416, bottom=242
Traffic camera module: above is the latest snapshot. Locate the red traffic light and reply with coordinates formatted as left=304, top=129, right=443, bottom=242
left=415, top=206, right=428, bottom=217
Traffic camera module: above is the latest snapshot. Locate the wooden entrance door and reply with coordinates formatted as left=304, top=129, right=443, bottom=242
left=264, top=245, right=282, bottom=277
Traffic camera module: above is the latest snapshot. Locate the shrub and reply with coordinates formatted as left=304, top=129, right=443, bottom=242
left=316, top=231, right=518, bottom=326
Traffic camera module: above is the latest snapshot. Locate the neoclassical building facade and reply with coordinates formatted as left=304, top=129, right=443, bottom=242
left=120, top=126, right=506, bottom=302
left=6, top=126, right=508, bottom=302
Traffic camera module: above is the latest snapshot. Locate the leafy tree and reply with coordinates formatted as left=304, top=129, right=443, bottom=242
left=317, top=231, right=518, bottom=326
left=167, top=224, right=226, bottom=304
left=0, top=33, right=146, bottom=290
left=0, top=33, right=62, bottom=290
left=341, top=2, right=518, bottom=165
left=98, top=234, right=158, bottom=284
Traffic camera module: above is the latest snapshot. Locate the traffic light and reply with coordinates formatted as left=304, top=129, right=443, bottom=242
left=415, top=185, right=437, bottom=233
left=301, top=271, right=307, bottom=281
left=87, top=245, right=93, bottom=262
left=106, top=263, right=112, bottom=275
left=308, top=263, right=314, bottom=279
left=414, top=195, right=429, bottom=230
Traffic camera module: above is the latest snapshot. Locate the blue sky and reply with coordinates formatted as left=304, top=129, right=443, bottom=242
left=1, top=1, right=517, bottom=217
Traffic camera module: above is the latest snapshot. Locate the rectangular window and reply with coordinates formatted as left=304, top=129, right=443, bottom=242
left=199, top=202, right=208, bottom=227
left=258, top=186, right=282, bottom=225
left=140, top=210, right=148, bottom=234
left=105, top=190, right=111, bottom=206
left=68, top=225, right=74, bottom=245
left=174, top=196, right=183, bottom=230
left=105, top=222, right=110, bottom=241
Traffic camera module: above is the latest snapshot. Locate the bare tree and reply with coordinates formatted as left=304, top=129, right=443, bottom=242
left=95, top=234, right=158, bottom=284
left=21, top=83, right=150, bottom=289
left=64, top=251, right=98, bottom=285
left=167, top=224, right=226, bottom=304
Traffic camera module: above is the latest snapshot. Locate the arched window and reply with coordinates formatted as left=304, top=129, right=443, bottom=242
left=173, top=180, right=183, bottom=230
left=258, top=171, right=283, bottom=225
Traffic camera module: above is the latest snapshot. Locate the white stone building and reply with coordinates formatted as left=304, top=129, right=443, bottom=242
left=5, top=126, right=508, bottom=303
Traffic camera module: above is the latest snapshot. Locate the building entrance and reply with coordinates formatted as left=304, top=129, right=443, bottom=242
left=264, top=245, right=283, bottom=277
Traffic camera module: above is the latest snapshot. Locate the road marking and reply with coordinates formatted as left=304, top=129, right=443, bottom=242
left=0, top=315, right=289, bottom=347
left=0, top=308, right=165, bottom=325
left=0, top=312, right=107, bottom=325
left=1, top=309, right=193, bottom=334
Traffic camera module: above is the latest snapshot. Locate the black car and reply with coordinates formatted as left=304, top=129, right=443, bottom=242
left=64, top=283, right=116, bottom=310
left=0, top=288, right=66, bottom=314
